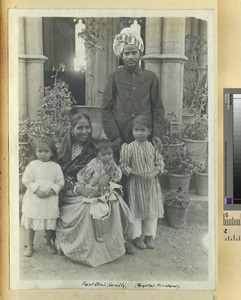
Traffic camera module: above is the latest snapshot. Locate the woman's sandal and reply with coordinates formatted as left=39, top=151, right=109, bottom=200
left=24, top=245, right=34, bottom=257
left=125, top=241, right=136, bottom=254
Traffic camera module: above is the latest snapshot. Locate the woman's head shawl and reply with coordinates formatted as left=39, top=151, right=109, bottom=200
left=113, top=27, right=144, bottom=58
left=57, top=128, right=96, bottom=178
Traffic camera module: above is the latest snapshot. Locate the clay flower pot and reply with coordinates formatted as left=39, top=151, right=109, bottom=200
left=194, top=172, right=208, bottom=196
left=168, top=173, right=192, bottom=194
left=164, top=189, right=189, bottom=228
left=162, top=142, right=184, bottom=153
left=182, top=113, right=196, bottom=124
left=182, top=138, right=208, bottom=164
left=165, top=204, right=189, bottom=229
left=181, top=115, right=208, bottom=164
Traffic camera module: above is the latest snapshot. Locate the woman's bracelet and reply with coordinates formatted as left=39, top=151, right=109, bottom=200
left=73, top=185, right=80, bottom=196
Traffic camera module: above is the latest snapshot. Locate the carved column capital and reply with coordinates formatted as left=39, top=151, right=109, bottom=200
left=142, top=53, right=188, bottom=64
left=19, top=54, right=48, bottom=64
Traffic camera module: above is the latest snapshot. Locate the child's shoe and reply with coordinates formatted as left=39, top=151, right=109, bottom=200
left=47, top=244, right=57, bottom=254
left=125, top=241, right=136, bottom=254
left=145, top=236, right=155, bottom=249
left=24, top=245, right=34, bottom=257
left=133, top=237, right=147, bottom=249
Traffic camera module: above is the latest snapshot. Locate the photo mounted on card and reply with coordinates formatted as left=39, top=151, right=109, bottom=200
left=9, top=9, right=216, bottom=290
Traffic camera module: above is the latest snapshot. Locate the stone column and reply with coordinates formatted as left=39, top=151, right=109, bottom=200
left=161, top=18, right=188, bottom=121
left=18, top=17, right=27, bottom=122
left=199, top=20, right=208, bottom=76
left=191, top=17, right=199, bottom=36
left=21, top=17, right=47, bottom=119
left=143, top=18, right=162, bottom=81
left=185, top=17, right=192, bottom=36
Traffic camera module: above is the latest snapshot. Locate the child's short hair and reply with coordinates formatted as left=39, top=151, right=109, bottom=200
left=94, top=139, right=113, bottom=153
left=132, top=115, right=152, bottom=130
left=33, top=136, right=58, bottom=161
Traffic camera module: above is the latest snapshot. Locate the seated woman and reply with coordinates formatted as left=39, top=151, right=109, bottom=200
left=56, top=113, right=135, bottom=267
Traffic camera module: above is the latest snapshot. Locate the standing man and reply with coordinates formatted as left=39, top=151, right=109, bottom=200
left=101, top=27, right=165, bottom=154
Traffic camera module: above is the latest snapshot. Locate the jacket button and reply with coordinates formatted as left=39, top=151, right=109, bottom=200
left=132, top=87, right=136, bottom=90
left=131, top=113, right=135, bottom=118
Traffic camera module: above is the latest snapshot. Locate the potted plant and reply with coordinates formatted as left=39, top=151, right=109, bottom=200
left=161, top=112, right=184, bottom=152
left=23, top=64, right=76, bottom=147
left=193, top=159, right=208, bottom=196
left=183, top=34, right=208, bottom=122
left=159, top=113, right=185, bottom=190
left=183, top=75, right=208, bottom=123
left=19, top=64, right=76, bottom=193
left=165, top=147, right=194, bottom=194
left=181, top=115, right=208, bottom=164
left=164, top=188, right=189, bottom=228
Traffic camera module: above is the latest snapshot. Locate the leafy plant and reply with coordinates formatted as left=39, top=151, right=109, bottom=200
left=164, top=187, right=189, bottom=208
left=19, top=140, right=32, bottom=177
left=181, top=115, right=208, bottom=140
left=23, top=64, right=76, bottom=146
left=193, top=158, right=208, bottom=174
left=77, top=18, right=110, bottom=52
left=161, top=112, right=182, bottom=145
left=183, top=74, right=208, bottom=115
left=52, top=63, right=66, bottom=84
left=165, top=148, right=194, bottom=175
left=19, top=122, right=29, bottom=143
left=183, top=34, right=208, bottom=115
left=19, top=122, right=33, bottom=192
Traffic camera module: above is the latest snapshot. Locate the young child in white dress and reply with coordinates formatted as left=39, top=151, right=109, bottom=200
left=21, top=137, right=64, bottom=257
left=120, top=115, right=165, bottom=249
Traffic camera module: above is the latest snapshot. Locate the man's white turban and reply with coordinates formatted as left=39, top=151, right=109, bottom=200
left=113, top=27, right=144, bottom=58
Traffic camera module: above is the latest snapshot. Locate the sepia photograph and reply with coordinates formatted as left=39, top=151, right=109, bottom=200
left=9, top=9, right=216, bottom=290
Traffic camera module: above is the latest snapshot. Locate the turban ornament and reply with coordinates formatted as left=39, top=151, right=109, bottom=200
left=113, top=27, right=144, bottom=58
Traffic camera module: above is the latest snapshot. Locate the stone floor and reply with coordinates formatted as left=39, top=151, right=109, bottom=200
left=17, top=189, right=212, bottom=289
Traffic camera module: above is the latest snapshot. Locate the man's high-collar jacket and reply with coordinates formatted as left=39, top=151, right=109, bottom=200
left=101, top=65, right=165, bottom=143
